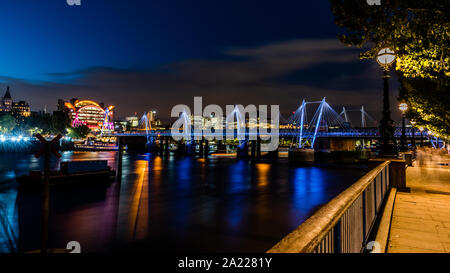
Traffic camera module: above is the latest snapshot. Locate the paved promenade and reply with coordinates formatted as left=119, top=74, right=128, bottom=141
left=387, top=150, right=450, bottom=253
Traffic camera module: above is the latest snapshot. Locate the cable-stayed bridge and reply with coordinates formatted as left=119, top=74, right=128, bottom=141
left=105, top=97, right=430, bottom=144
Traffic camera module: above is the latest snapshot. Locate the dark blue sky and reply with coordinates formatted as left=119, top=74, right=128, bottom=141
left=0, top=0, right=401, bottom=123
left=0, top=0, right=337, bottom=80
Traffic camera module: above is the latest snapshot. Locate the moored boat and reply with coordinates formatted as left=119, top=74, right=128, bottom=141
left=16, top=160, right=116, bottom=188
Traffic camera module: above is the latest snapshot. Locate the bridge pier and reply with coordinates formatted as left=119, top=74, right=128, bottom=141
left=158, top=136, right=164, bottom=154
left=117, top=137, right=124, bottom=182
left=145, top=137, right=158, bottom=153
left=164, top=136, right=170, bottom=154
left=199, top=137, right=204, bottom=156
left=267, top=148, right=279, bottom=162
left=186, top=139, right=195, bottom=155
left=217, top=140, right=225, bottom=151
left=250, top=140, right=256, bottom=162
left=175, top=140, right=186, bottom=155
left=256, top=137, right=261, bottom=161
left=288, top=148, right=314, bottom=165
left=248, top=138, right=262, bottom=162
left=236, top=140, right=249, bottom=159
left=204, top=139, right=209, bottom=157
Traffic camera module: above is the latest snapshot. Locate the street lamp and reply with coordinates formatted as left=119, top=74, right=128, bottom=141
left=398, top=103, right=408, bottom=152
left=376, top=47, right=397, bottom=156
left=410, top=119, right=416, bottom=148
left=376, top=48, right=396, bottom=70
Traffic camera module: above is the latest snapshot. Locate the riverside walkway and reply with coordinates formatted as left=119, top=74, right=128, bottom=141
left=387, top=150, right=450, bottom=253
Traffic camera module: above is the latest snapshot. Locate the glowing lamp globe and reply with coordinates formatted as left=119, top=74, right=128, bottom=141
left=399, top=103, right=408, bottom=113
left=418, top=126, right=424, bottom=132
left=376, top=48, right=396, bottom=69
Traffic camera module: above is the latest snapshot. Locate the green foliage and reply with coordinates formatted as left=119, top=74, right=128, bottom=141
left=0, top=113, right=17, bottom=133
left=51, top=111, right=72, bottom=135
left=330, top=0, right=450, bottom=138
left=1, top=110, right=82, bottom=137
left=399, top=77, right=450, bottom=138
left=67, top=125, right=91, bottom=139
left=330, top=0, right=449, bottom=79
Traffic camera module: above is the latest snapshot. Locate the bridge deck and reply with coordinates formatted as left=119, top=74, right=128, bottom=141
left=387, top=155, right=450, bottom=253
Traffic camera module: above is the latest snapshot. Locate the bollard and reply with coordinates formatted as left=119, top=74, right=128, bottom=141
left=369, top=158, right=407, bottom=190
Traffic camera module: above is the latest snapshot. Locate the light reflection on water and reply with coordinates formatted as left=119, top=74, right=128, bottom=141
left=0, top=151, right=367, bottom=253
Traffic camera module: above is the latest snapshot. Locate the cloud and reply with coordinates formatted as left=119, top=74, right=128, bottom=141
left=0, top=39, right=399, bottom=122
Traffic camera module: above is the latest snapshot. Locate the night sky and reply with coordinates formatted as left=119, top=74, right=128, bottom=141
left=0, top=0, right=401, bottom=123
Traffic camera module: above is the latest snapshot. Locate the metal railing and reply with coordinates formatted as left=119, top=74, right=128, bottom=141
left=268, top=161, right=390, bottom=253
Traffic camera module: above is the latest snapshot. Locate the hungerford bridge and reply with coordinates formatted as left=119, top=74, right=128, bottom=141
left=101, top=98, right=440, bottom=153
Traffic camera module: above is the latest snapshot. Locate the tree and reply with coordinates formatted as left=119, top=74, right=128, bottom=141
left=67, top=125, right=91, bottom=139
left=0, top=113, right=17, bottom=133
left=330, top=0, right=449, bottom=138
left=51, top=111, right=71, bottom=135
left=398, top=76, right=450, bottom=138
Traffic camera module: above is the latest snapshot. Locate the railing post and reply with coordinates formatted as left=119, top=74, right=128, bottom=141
left=267, top=161, right=390, bottom=254
left=373, top=179, right=377, bottom=212
left=362, top=191, right=366, bottom=243
left=333, top=221, right=341, bottom=253
left=380, top=170, right=383, bottom=196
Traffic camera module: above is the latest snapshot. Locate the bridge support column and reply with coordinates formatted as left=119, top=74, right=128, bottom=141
left=164, top=136, right=170, bottom=154
left=159, top=136, right=164, bottom=154
left=236, top=140, right=249, bottom=159
left=146, top=137, right=158, bottom=153
left=288, top=148, right=314, bottom=165
left=267, top=148, right=279, bottom=162
left=250, top=140, right=256, bottom=162
left=199, top=137, right=204, bottom=156
left=217, top=140, right=224, bottom=151
left=176, top=140, right=186, bottom=155
left=256, top=137, right=261, bottom=161
left=185, top=139, right=195, bottom=155
left=117, top=137, right=124, bottom=183
left=204, top=139, right=209, bottom=157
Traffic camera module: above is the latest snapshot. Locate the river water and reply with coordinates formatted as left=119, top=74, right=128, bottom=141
left=0, top=151, right=367, bottom=253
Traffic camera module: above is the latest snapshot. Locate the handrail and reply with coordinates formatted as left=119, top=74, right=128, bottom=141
left=267, top=160, right=390, bottom=253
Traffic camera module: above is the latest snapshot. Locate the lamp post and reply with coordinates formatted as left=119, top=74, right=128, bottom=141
left=376, top=48, right=397, bottom=156
left=399, top=102, right=408, bottom=152
left=418, top=126, right=424, bottom=146
left=410, top=119, right=416, bottom=149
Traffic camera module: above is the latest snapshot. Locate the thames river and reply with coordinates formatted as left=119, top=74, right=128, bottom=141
left=0, top=152, right=367, bottom=253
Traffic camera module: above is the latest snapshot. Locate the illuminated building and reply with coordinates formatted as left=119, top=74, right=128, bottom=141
left=125, top=116, right=139, bottom=129
left=0, top=87, right=12, bottom=112
left=0, top=86, right=31, bottom=117
left=114, top=120, right=128, bottom=132
left=13, top=101, right=31, bottom=117
left=147, top=110, right=163, bottom=128
left=58, top=98, right=115, bottom=132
